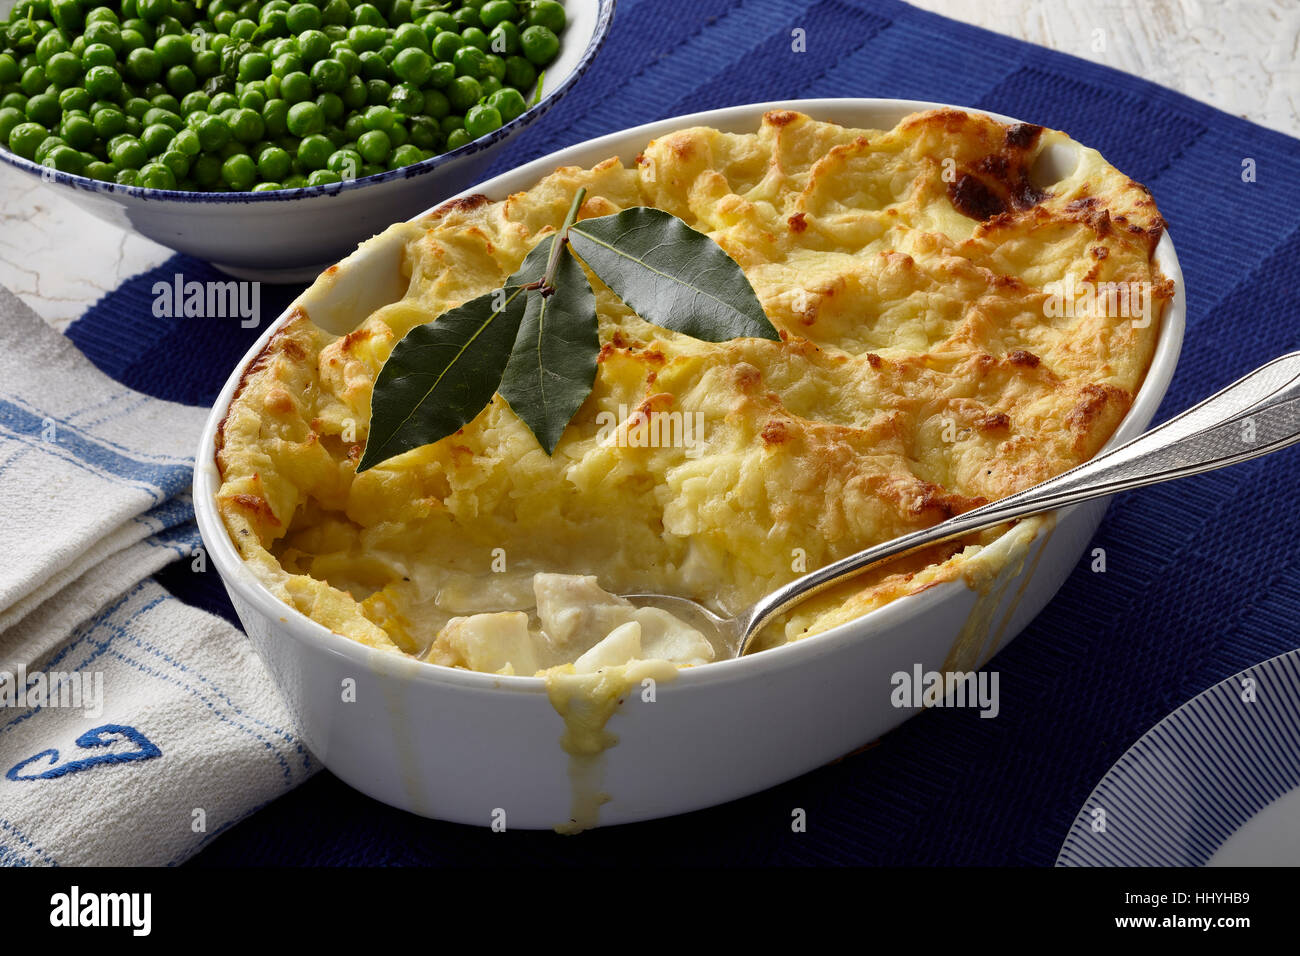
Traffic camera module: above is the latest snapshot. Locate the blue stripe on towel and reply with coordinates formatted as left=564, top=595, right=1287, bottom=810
left=0, top=397, right=193, bottom=497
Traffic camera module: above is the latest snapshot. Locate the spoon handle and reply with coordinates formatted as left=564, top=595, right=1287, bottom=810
left=739, top=351, right=1300, bottom=653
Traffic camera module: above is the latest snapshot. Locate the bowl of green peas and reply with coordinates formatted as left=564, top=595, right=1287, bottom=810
left=0, top=0, right=613, bottom=280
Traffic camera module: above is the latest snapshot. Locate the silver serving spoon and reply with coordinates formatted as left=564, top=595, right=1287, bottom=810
left=623, top=351, right=1300, bottom=660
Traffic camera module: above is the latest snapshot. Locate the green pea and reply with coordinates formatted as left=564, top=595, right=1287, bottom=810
left=192, top=152, right=221, bottom=185
left=296, top=130, right=330, bottom=168
left=422, top=86, right=449, bottom=118
left=50, top=0, right=84, bottom=36
left=350, top=3, right=384, bottom=27
left=450, top=6, right=480, bottom=30
left=138, top=160, right=177, bottom=188
left=237, top=50, right=271, bottom=81
left=488, top=21, right=519, bottom=56
left=192, top=49, right=219, bottom=78
left=393, top=22, right=427, bottom=51
left=239, top=87, right=266, bottom=111
left=143, top=106, right=182, bottom=130
left=0, top=55, right=19, bottom=86
left=388, top=141, right=422, bottom=169
left=155, top=33, right=191, bottom=67
left=503, top=54, right=534, bottom=89
left=464, top=102, right=500, bottom=140
left=251, top=180, right=281, bottom=191
left=445, top=74, right=480, bottom=112
left=282, top=172, right=307, bottom=187
left=40, top=50, right=77, bottom=88
left=387, top=81, right=421, bottom=116
left=43, top=143, right=84, bottom=173
left=126, top=47, right=162, bottom=82
left=426, top=59, right=454, bottom=88
left=422, top=11, right=457, bottom=37
left=261, top=97, right=289, bottom=136
left=478, top=74, right=501, bottom=98
left=84, top=159, right=117, bottom=180
left=272, top=52, right=303, bottom=77
left=220, top=150, right=254, bottom=188
left=25, top=92, right=59, bottom=127
left=159, top=147, right=190, bottom=177
left=20, top=66, right=48, bottom=96
left=194, top=112, right=230, bottom=150
left=487, top=85, right=525, bottom=122
left=296, top=29, right=329, bottom=62
left=171, top=126, right=200, bottom=155
left=479, top=0, right=516, bottom=31
left=357, top=50, right=387, bottom=79
left=444, top=126, right=468, bottom=150
left=114, top=167, right=139, bottom=185
left=331, top=45, right=361, bottom=76
left=1, top=93, right=29, bottom=113
left=355, top=127, right=389, bottom=163
left=310, top=57, right=345, bottom=92
left=461, top=27, right=489, bottom=52
left=321, top=0, right=350, bottom=28
left=107, top=134, right=147, bottom=168
left=430, top=30, right=461, bottom=61
left=228, top=18, right=256, bottom=41
left=34, top=135, right=66, bottom=165
left=229, top=106, right=263, bottom=141
left=8, top=121, right=50, bottom=159
left=256, top=143, right=291, bottom=179
left=209, top=90, right=237, bottom=112
left=166, top=64, right=197, bottom=95
left=82, top=42, right=118, bottom=69
left=390, top=46, right=430, bottom=85
left=387, top=121, right=407, bottom=147
left=438, top=114, right=463, bottom=136
left=0, top=107, right=25, bottom=144
left=280, top=70, right=311, bottom=102
left=138, top=0, right=173, bottom=25
left=286, top=99, right=322, bottom=135
left=59, top=112, right=95, bottom=149
left=326, top=145, right=360, bottom=177
left=364, top=77, right=390, bottom=105
left=520, top=25, right=558, bottom=66
left=527, top=0, right=566, bottom=33
left=140, top=121, right=175, bottom=154
left=362, top=103, right=394, bottom=131
left=35, top=31, right=69, bottom=66
left=58, top=85, right=92, bottom=113
left=124, top=96, right=152, bottom=119
left=285, top=2, right=321, bottom=33
left=259, top=8, right=289, bottom=37
left=347, top=24, right=385, bottom=52
left=180, top=90, right=209, bottom=113
left=306, top=166, right=340, bottom=185
left=407, top=112, right=438, bottom=148
left=341, top=74, right=366, bottom=109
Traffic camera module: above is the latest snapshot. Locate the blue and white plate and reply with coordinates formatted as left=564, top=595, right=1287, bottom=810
left=1057, top=648, right=1300, bottom=866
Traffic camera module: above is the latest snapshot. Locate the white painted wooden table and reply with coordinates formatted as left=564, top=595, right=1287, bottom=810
left=3, top=0, right=1297, bottom=330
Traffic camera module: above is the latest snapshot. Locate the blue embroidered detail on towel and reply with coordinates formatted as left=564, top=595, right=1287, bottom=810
left=6, top=724, right=162, bottom=781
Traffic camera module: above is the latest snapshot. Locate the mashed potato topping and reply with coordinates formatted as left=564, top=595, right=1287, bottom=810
left=215, top=108, right=1169, bottom=676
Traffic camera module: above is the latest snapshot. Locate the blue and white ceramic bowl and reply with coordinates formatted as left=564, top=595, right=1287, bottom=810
left=0, top=0, right=615, bottom=281
left=1058, top=647, right=1300, bottom=866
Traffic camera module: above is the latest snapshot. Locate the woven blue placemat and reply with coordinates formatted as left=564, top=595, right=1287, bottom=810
left=66, top=0, right=1300, bottom=865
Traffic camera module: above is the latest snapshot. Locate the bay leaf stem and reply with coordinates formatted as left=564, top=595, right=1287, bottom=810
left=540, top=186, right=587, bottom=297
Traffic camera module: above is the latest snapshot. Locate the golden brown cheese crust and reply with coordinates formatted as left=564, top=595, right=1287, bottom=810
left=215, top=109, right=1170, bottom=661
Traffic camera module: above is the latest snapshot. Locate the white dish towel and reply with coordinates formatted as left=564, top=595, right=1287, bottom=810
left=0, top=285, right=315, bottom=866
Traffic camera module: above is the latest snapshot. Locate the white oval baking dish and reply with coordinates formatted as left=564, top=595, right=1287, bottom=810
left=193, top=98, right=1186, bottom=829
